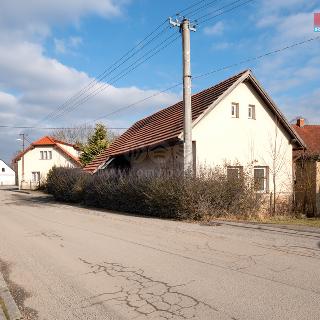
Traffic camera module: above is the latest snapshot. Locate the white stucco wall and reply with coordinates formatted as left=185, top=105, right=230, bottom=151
left=0, top=160, right=16, bottom=186
left=192, top=82, right=293, bottom=194
left=129, top=144, right=184, bottom=174
left=17, top=145, right=79, bottom=189
left=125, top=81, right=293, bottom=195
left=56, top=143, right=80, bottom=158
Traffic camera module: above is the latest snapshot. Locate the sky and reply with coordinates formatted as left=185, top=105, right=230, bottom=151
left=0, top=0, right=319, bottom=163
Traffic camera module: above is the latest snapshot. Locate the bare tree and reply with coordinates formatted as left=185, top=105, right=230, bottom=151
left=263, top=118, right=291, bottom=214
left=50, top=124, right=95, bottom=147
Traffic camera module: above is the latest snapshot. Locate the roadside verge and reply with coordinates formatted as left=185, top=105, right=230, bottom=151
left=0, top=272, right=22, bottom=320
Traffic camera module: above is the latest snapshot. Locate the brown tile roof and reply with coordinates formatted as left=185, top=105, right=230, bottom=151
left=84, top=70, right=249, bottom=173
left=14, top=136, right=81, bottom=166
left=292, top=125, right=320, bottom=157
left=85, top=69, right=305, bottom=173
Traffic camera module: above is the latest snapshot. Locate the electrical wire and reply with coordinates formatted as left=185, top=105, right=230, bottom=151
left=30, top=0, right=246, bottom=128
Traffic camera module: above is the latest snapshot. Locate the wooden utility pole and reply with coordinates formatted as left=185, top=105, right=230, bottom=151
left=169, top=17, right=196, bottom=173
left=19, top=133, right=25, bottom=186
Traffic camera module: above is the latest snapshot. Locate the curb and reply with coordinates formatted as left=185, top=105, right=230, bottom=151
left=0, top=273, right=22, bottom=320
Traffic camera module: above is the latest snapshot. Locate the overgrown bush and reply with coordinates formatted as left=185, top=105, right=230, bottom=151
left=46, top=167, right=89, bottom=203
left=45, top=166, right=263, bottom=220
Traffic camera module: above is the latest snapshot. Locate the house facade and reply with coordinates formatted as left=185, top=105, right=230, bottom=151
left=85, top=70, right=304, bottom=197
left=14, top=136, right=82, bottom=189
left=292, top=119, right=320, bottom=217
left=0, top=159, right=16, bottom=186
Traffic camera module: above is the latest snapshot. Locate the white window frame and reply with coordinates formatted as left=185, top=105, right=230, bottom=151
left=40, top=150, right=52, bottom=160
left=254, top=166, right=269, bottom=193
left=1, top=168, right=5, bottom=172
left=231, top=102, right=239, bottom=118
left=32, top=171, right=40, bottom=182
left=248, top=104, right=256, bottom=119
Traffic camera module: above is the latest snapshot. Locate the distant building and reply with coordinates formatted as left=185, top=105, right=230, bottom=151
left=292, top=119, right=320, bottom=217
left=14, top=136, right=82, bottom=190
left=0, top=159, right=16, bottom=186
left=85, top=70, right=304, bottom=198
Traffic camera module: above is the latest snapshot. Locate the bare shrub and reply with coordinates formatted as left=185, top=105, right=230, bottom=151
left=46, top=167, right=89, bottom=203
left=45, top=166, right=263, bottom=220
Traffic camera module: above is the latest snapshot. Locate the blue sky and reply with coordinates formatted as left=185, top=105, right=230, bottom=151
left=0, top=0, right=319, bottom=163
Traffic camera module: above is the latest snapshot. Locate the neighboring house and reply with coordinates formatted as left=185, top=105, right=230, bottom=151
left=292, top=118, right=320, bottom=217
left=0, top=159, right=16, bottom=186
left=85, top=70, right=304, bottom=197
left=14, top=136, right=82, bottom=189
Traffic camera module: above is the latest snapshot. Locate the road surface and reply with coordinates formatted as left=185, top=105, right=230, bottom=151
left=0, top=187, right=320, bottom=320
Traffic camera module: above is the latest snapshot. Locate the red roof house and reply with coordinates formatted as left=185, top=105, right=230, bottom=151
left=14, top=136, right=81, bottom=189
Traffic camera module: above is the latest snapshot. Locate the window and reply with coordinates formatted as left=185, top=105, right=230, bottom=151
left=254, top=166, right=269, bottom=192
left=248, top=105, right=256, bottom=119
left=32, top=172, right=40, bottom=182
left=231, top=103, right=239, bottom=118
left=1, top=168, right=4, bottom=172
left=227, top=166, right=243, bottom=180
left=40, top=151, right=52, bottom=160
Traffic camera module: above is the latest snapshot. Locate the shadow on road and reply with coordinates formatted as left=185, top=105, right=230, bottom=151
left=0, top=258, right=39, bottom=320
left=5, top=193, right=56, bottom=208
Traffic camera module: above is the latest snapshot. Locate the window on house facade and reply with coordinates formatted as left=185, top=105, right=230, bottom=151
left=32, top=171, right=40, bottom=182
left=1, top=168, right=5, bottom=172
left=231, top=103, right=239, bottom=118
left=254, top=166, right=269, bottom=192
left=227, top=166, right=243, bottom=180
left=248, top=105, right=256, bottom=119
left=40, top=151, right=52, bottom=160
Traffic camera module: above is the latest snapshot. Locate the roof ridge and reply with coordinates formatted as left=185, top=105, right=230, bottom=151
left=133, top=69, right=250, bottom=127
left=84, top=69, right=250, bottom=173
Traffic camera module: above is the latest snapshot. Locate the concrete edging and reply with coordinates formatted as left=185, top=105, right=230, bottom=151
left=0, top=272, right=22, bottom=320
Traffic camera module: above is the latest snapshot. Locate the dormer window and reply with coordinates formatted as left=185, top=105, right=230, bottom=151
left=231, top=103, right=239, bottom=118
left=248, top=105, right=256, bottom=119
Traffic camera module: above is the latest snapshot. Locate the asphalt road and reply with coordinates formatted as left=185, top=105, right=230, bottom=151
left=0, top=188, right=320, bottom=320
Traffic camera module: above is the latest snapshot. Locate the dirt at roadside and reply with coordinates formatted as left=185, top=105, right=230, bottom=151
left=0, top=258, right=38, bottom=320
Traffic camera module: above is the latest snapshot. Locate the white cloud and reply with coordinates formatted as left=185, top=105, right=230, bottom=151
left=0, top=0, right=180, bottom=163
left=213, top=42, right=232, bottom=50
left=54, top=36, right=83, bottom=54
left=0, top=0, right=123, bottom=38
left=54, top=39, right=66, bottom=54
left=203, top=22, right=224, bottom=36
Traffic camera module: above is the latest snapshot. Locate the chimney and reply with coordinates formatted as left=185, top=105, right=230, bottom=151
left=296, top=118, right=305, bottom=127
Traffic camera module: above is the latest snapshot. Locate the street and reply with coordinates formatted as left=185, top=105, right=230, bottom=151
left=0, top=188, right=320, bottom=320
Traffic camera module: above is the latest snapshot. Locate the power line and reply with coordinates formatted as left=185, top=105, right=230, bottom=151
left=47, top=33, right=181, bottom=122
left=94, top=35, right=320, bottom=121
left=32, top=0, right=213, bottom=128
left=0, top=125, right=128, bottom=130
left=39, top=24, right=173, bottom=125
left=30, top=0, right=245, bottom=129
left=195, top=0, right=255, bottom=24
left=7, top=35, right=320, bottom=132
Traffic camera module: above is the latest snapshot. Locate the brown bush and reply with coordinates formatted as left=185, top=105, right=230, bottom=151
left=45, top=166, right=262, bottom=220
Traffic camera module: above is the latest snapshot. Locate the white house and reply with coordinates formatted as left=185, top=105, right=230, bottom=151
left=0, top=159, right=16, bottom=186
left=84, top=70, right=305, bottom=196
left=14, top=136, right=82, bottom=189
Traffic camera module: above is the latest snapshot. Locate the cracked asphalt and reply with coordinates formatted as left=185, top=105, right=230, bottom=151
left=0, top=188, right=320, bottom=319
